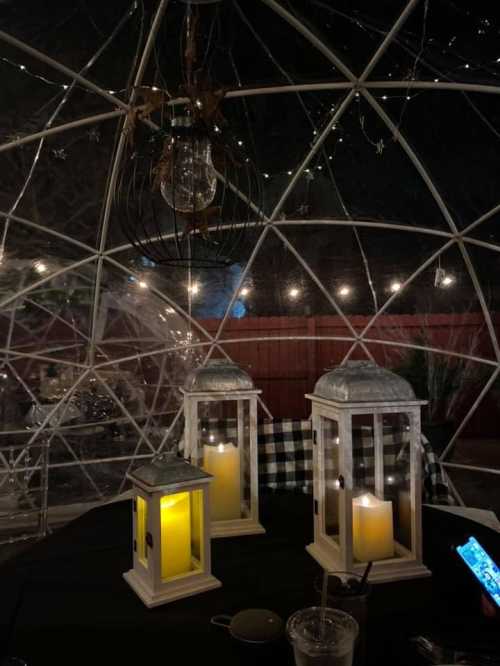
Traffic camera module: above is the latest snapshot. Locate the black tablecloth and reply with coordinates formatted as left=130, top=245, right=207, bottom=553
left=1, top=494, right=499, bottom=666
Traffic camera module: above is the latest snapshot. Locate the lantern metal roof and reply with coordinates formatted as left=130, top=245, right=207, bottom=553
left=128, top=453, right=212, bottom=490
left=313, top=361, right=417, bottom=403
left=183, top=359, right=255, bottom=393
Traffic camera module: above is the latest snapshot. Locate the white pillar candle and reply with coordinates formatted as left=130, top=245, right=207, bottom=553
left=353, top=492, right=394, bottom=562
left=203, top=443, right=241, bottom=521
left=160, top=492, right=192, bottom=579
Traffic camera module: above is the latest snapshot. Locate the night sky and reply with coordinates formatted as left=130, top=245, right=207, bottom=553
left=2, top=0, right=500, bottom=316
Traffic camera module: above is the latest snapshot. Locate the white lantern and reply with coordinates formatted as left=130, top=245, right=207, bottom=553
left=123, top=453, right=221, bottom=607
left=306, top=361, right=431, bottom=583
left=181, top=359, right=264, bottom=538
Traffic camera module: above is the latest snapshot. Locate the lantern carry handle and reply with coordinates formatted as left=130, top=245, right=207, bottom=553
left=210, top=614, right=232, bottom=629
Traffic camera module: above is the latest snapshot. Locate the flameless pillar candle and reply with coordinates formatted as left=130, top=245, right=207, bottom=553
left=160, top=492, right=192, bottom=579
left=203, top=443, right=241, bottom=521
left=352, top=492, right=394, bottom=562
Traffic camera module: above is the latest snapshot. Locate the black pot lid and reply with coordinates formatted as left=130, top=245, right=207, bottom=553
left=230, top=609, right=284, bottom=644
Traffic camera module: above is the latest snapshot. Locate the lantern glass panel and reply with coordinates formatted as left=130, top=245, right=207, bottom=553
left=160, top=489, right=203, bottom=582
left=352, top=413, right=395, bottom=563
left=351, top=413, right=413, bottom=563
left=322, top=417, right=340, bottom=546
left=198, top=400, right=247, bottom=521
left=352, top=414, right=376, bottom=497
left=137, top=495, right=148, bottom=568
left=383, top=413, right=412, bottom=555
left=241, top=400, right=251, bottom=516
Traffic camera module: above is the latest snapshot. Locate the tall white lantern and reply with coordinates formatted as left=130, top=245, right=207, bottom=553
left=181, top=359, right=264, bottom=538
left=123, top=453, right=221, bottom=607
left=306, top=361, right=431, bottom=583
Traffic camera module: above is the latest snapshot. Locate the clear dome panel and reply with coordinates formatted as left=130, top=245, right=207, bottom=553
left=446, top=468, right=500, bottom=517
left=0, top=45, right=71, bottom=139
left=93, top=258, right=212, bottom=362
left=465, top=213, right=500, bottom=253
left=364, top=89, right=500, bottom=228
left=2, top=119, right=121, bottom=250
left=276, top=223, right=380, bottom=316
left=216, top=226, right=356, bottom=346
left=464, top=243, right=500, bottom=315
left=292, top=98, right=452, bottom=228
left=2, top=0, right=142, bottom=94
left=218, top=339, right=312, bottom=418
left=150, top=0, right=347, bottom=90
left=0, top=253, right=96, bottom=352
left=218, top=91, right=345, bottom=219
left=3, top=0, right=500, bottom=519
left=371, top=0, right=500, bottom=85
left=361, top=243, right=497, bottom=361
left=282, top=0, right=413, bottom=78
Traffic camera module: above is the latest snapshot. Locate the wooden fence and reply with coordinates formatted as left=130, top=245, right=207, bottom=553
left=199, top=312, right=500, bottom=435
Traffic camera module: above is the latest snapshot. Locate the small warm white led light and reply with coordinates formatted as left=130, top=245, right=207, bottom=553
left=34, top=261, right=48, bottom=274
left=187, top=283, right=200, bottom=295
left=337, top=285, right=351, bottom=298
left=217, top=443, right=225, bottom=453
left=390, top=281, right=402, bottom=293
left=288, top=287, right=300, bottom=299
left=442, top=275, right=455, bottom=287
left=209, top=434, right=215, bottom=443
left=263, top=173, right=269, bottom=179
left=382, top=95, right=388, bottom=100
left=240, top=287, right=250, bottom=297
left=138, top=280, right=148, bottom=289
left=387, top=475, right=395, bottom=484
left=237, top=140, right=243, bottom=146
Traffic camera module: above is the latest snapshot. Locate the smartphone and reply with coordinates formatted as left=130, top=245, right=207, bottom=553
left=456, top=536, right=500, bottom=608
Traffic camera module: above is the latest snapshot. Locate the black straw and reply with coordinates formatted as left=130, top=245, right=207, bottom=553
left=359, top=561, right=372, bottom=591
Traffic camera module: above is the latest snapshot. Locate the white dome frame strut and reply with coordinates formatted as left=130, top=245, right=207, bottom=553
left=1, top=0, right=500, bottom=516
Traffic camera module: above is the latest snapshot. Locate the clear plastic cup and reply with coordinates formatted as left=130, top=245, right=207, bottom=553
left=314, top=572, right=371, bottom=666
left=287, top=607, right=359, bottom=666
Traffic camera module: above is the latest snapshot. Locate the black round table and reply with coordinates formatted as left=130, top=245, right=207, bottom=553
left=0, top=493, right=498, bottom=666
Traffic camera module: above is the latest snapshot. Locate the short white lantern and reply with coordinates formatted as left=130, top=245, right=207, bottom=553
left=181, top=359, right=264, bottom=538
left=306, top=361, right=431, bottom=583
left=123, top=453, right=221, bottom=608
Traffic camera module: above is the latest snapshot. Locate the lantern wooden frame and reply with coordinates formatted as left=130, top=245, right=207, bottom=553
left=182, top=387, right=265, bottom=538
left=123, top=456, right=221, bottom=608
left=306, top=363, right=431, bottom=583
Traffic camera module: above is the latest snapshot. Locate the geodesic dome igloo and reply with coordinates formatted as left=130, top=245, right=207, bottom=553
left=1, top=0, right=500, bottom=540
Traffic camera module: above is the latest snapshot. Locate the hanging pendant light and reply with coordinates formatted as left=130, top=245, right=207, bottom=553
left=159, top=117, right=217, bottom=214
left=117, top=3, right=263, bottom=269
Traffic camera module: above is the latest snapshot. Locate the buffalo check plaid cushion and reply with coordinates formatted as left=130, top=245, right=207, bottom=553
left=258, top=419, right=313, bottom=491
left=257, top=418, right=455, bottom=505
left=187, top=417, right=454, bottom=505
